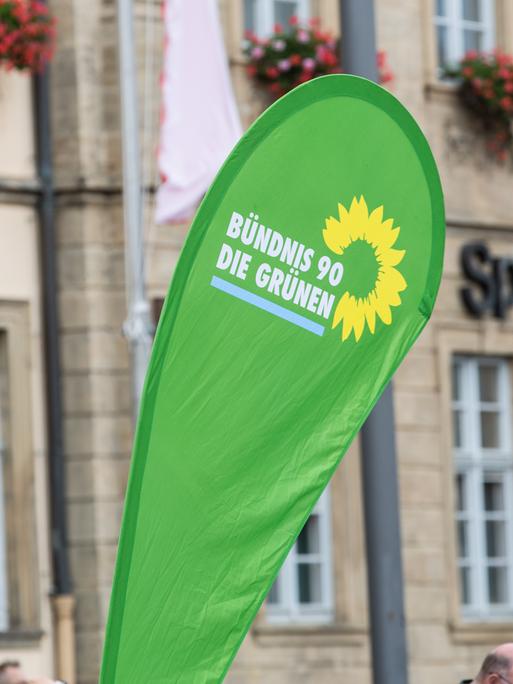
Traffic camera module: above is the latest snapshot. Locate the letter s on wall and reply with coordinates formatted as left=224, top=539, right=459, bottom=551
left=460, top=242, right=494, bottom=318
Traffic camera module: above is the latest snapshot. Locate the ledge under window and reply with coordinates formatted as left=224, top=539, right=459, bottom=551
left=450, top=619, right=513, bottom=644
left=252, top=621, right=367, bottom=648
left=0, top=629, right=44, bottom=647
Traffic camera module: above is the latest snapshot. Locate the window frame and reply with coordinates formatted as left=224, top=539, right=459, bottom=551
left=0, top=302, right=39, bottom=632
left=245, top=0, right=311, bottom=37
left=434, top=0, right=495, bottom=74
left=452, top=355, right=513, bottom=621
left=266, top=488, right=334, bottom=625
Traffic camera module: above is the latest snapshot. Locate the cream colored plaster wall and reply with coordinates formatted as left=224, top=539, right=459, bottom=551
left=0, top=72, right=35, bottom=179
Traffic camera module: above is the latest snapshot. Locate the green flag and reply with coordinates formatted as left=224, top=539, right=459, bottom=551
left=100, top=75, right=444, bottom=683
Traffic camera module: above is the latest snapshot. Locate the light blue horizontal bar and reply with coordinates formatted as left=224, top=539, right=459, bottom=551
left=210, top=275, right=325, bottom=337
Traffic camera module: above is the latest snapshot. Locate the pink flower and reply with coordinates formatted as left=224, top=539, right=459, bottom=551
left=505, top=81, right=513, bottom=93
left=302, top=57, right=316, bottom=71
left=251, top=46, right=264, bottom=59
left=464, top=50, right=478, bottom=60
left=297, top=29, right=310, bottom=43
left=272, top=39, right=286, bottom=51
left=462, top=66, right=474, bottom=78
left=278, top=58, right=291, bottom=72
left=498, top=67, right=511, bottom=79
left=289, top=15, right=299, bottom=26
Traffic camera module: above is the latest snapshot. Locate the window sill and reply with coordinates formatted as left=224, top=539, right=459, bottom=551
left=424, top=80, right=458, bottom=100
left=0, top=630, right=44, bottom=647
left=252, top=621, right=367, bottom=647
left=450, top=620, right=513, bottom=644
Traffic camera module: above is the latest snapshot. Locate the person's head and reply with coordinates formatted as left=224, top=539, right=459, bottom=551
left=476, top=644, right=513, bottom=684
left=0, top=661, right=24, bottom=684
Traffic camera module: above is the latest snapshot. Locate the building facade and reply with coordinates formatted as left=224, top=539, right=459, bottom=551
left=2, top=1, right=513, bottom=683
left=0, top=71, right=55, bottom=673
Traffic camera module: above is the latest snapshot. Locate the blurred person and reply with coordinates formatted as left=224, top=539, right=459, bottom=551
left=0, top=662, right=24, bottom=684
left=0, top=661, right=63, bottom=684
left=461, top=643, right=513, bottom=684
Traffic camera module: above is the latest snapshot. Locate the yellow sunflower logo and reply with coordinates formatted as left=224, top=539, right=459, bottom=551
left=323, top=196, right=407, bottom=342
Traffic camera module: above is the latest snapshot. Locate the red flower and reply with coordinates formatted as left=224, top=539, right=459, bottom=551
left=269, top=82, right=283, bottom=95
left=273, top=23, right=283, bottom=33
left=266, top=66, right=279, bottom=79
left=500, top=96, right=513, bottom=110
left=498, top=67, right=511, bottom=79
left=289, top=15, right=299, bottom=26
left=464, top=50, right=478, bottom=60
left=505, top=81, right=513, bottom=93
left=380, top=70, right=394, bottom=84
left=462, top=66, right=474, bottom=78
left=290, top=54, right=302, bottom=66
left=0, top=0, right=56, bottom=72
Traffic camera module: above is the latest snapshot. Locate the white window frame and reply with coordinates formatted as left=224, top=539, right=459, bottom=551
left=434, top=0, right=495, bottom=72
left=245, top=0, right=311, bottom=37
left=453, top=356, right=513, bottom=621
left=266, top=488, right=334, bottom=625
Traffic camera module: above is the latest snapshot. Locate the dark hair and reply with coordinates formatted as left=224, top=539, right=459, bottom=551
left=478, top=653, right=512, bottom=680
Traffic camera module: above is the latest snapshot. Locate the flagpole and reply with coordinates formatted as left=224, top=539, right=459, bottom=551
left=117, top=0, right=153, bottom=415
left=339, top=3, right=409, bottom=684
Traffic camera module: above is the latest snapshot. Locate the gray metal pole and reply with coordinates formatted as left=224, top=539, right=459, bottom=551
left=339, top=3, right=409, bottom=684
left=117, top=0, right=153, bottom=415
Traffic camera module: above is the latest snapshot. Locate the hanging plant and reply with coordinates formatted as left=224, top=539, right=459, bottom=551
left=0, top=0, right=56, bottom=73
left=445, top=50, right=513, bottom=161
left=243, top=16, right=394, bottom=100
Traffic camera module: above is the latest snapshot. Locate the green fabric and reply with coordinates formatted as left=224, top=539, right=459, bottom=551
left=99, top=75, right=445, bottom=683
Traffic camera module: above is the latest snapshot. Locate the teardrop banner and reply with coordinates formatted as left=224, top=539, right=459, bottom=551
left=100, top=75, right=445, bottom=683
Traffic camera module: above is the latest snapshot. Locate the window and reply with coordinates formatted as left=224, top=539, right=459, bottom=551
left=244, top=0, right=310, bottom=37
left=0, top=335, right=9, bottom=631
left=266, top=489, right=333, bottom=624
left=434, top=0, right=494, bottom=72
left=452, top=357, right=513, bottom=620
left=0, top=304, right=39, bottom=632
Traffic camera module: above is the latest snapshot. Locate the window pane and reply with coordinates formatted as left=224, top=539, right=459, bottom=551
left=464, top=29, right=483, bottom=53
left=458, top=520, right=470, bottom=558
left=488, top=566, right=509, bottom=604
left=484, top=480, right=505, bottom=512
left=297, top=515, right=320, bottom=555
left=274, top=1, right=299, bottom=28
left=480, top=411, right=500, bottom=448
left=297, top=563, right=322, bottom=604
left=452, top=362, right=463, bottom=401
left=479, top=365, right=499, bottom=403
left=244, top=0, right=256, bottom=32
left=456, top=473, right=467, bottom=512
left=437, top=25, right=449, bottom=68
left=453, top=409, right=463, bottom=448
left=460, top=566, right=471, bottom=605
left=486, top=520, right=506, bottom=558
left=267, top=578, right=280, bottom=604
left=436, top=0, right=447, bottom=16
left=463, top=0, right=481, bottom=21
